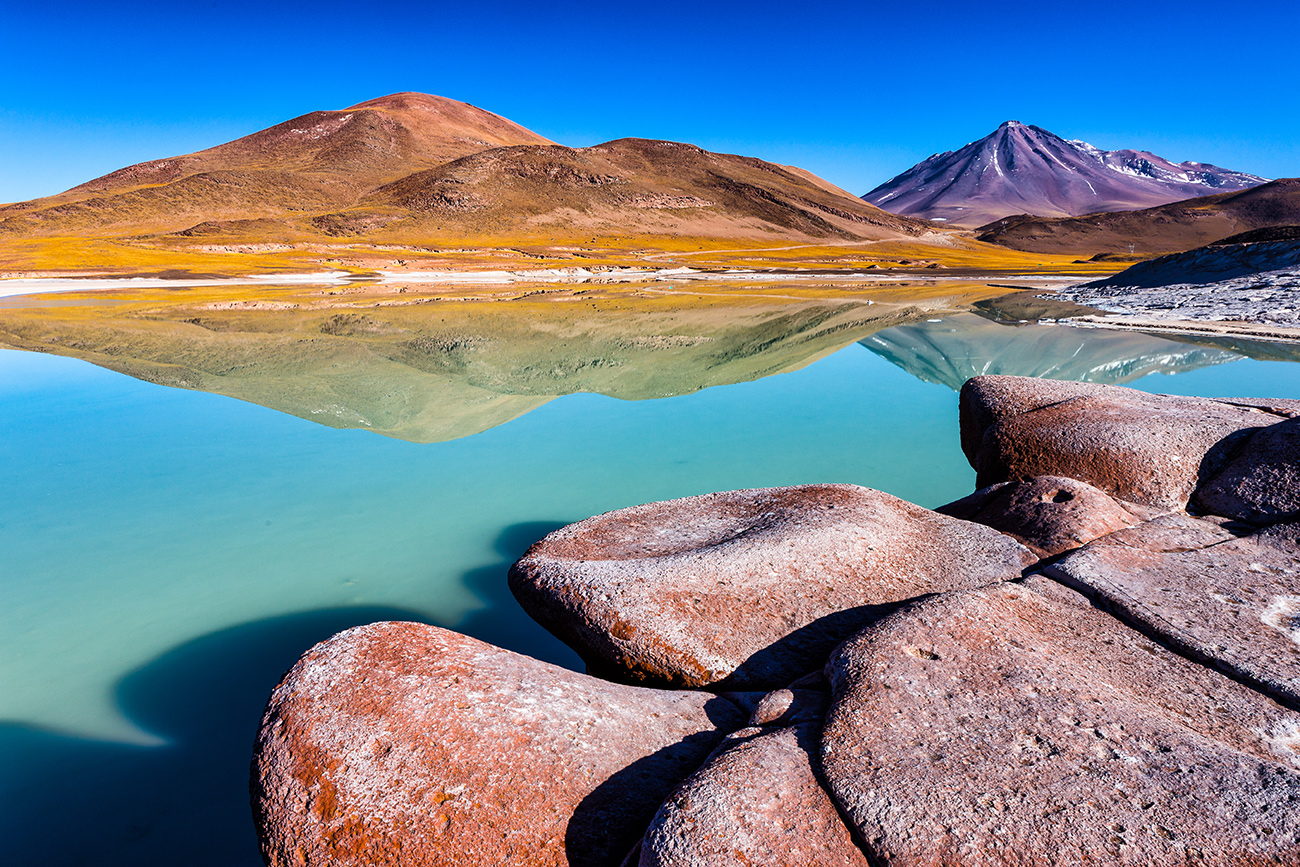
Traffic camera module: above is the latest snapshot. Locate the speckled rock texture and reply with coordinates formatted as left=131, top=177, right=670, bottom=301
left=938, top=474, right=1148, bottom=557
left=1195, top=417, right=1300, bottom=524
left=819, top=577, right=1300, bottom=866
left=508, top=484, right=1036, bottom=689
left=959, top=375, right=1274, bottom=509
left=1047, top=516, right=1300, bottom=709
left=252, top=622, right=742, bottom=867
left=638, top=722, right=869, bottom=867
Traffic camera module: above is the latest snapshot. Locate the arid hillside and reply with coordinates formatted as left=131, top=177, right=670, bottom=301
left=0, top=93, right=930, bottom=254
left=320, top=137, right=929, bottom=243
left=0, top=94, right=553, bottom=237
left=976, top=178, right=1300, bottom=256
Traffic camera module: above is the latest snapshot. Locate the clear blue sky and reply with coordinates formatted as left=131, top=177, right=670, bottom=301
left=3, top=0, right=1297, bottom=204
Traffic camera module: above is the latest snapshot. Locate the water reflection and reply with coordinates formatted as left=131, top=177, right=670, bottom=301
left=0, top=289, right=920, bottom=442
left=861, top=312, right=1245, bottom=389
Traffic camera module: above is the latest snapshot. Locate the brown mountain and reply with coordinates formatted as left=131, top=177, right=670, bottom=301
left=0, top=93, right=927, bottom=248
left=863, top=121, right=1265, bottom=228
left=0, top=93, right=554, bottom=236
left=975, top=178, right=1300, bottom=256
left=314, top=137, right=927, bottom=242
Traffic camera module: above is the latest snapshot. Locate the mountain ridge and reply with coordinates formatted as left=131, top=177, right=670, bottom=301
left=0, top=92, right=930, bottom=249
left=976, top=178, right=1300, bottom=255
left=863, top=121, right=1266, bottom=227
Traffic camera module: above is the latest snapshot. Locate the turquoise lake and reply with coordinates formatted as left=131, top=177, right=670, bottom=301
left=3, top=309, right=1300, bottom=865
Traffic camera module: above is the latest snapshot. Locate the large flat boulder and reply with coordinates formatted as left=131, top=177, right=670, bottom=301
left=938, top=475, right=1146, bottom=557
left=1047, top=516, right=1300, bottom=708
left=819, top=577, right=1300, bottom=866
left=959, top=375, right=1273, bottom=509
left=509, top=484, right=1035, bottom=689
left=638, top=722, right=869, bottom=867
left=1194, top=416, right=1300, bottom=524
left=253, top=622, right=742, bottom=867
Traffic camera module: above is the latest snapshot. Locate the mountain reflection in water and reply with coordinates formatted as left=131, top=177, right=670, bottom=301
left=0, top=290, right=929, bottom=442
left=861, top=312, right=1247, bottom=389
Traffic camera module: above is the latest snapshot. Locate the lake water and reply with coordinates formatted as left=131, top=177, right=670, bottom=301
left=3, top=305, right=1300, bottom=865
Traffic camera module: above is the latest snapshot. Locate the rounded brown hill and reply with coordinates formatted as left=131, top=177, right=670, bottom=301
left=0, top=93, right=553, bottom=235
left=323, top=137, right=928, bottom=242
left=75, top=92, right=554, bottom=195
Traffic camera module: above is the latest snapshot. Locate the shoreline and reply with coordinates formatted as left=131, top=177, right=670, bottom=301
left=0, top=267, right=1084, bottom=298
left=1060, top=314, right=1300, bottom=344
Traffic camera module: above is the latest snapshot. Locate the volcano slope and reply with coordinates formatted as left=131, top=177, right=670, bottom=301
left=863, top=120, right=1264, bottom=228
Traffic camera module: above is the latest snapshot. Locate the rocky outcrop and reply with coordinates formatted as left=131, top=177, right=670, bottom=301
left=960, top=375, right=1272, bottom=509
left=1195, top=416, right=1300, bottom=523
left=253, top=622, right=741, bottom=867
left=508, top=484, right=1034, bottom=689
left=819, top=577, right=1300, bottom=866
left=938, top=474, right=1148, bottom=557
left=254, top=375, right=1300, bottom=867
left=638, top=721, right=869, bottom=867
left=1047, top=517, right=1300, bottom=709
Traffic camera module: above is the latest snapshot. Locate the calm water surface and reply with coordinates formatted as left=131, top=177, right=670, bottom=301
left=3, top=312, right=1299, bottom=865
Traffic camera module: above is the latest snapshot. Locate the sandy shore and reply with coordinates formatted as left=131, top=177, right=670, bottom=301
left=0, top=267, right=1083, bottom=297
left=0, top=271, right=355, bottom=298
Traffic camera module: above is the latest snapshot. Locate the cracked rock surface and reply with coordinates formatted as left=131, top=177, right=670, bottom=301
left=1048, top=517, right=1300, bottom=708
left=820, top=577, right=1300, bottom=866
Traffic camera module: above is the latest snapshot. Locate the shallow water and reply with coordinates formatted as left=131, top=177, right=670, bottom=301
left=2, top=311, right=1299, bottom=865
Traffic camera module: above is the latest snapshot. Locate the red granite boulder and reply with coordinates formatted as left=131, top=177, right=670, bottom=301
left=509, top=484, right=1035, bottom=689
left=938, top=475, right=1147, bottom=557
left=252, top=622, right=742, bottom=867
left=819, top=577, right=1300, bottom=866
left=638, top=722, right=869, bottom=867
left=959, top=376, right=1273, bottom=509
left=1194, top=416, right=1300, bottom=524
left=1047, top=515, right=1300, bottom=709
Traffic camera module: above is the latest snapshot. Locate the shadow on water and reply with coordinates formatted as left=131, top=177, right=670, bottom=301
left=0, top=521, right=581, bottom=867
left=0, top=605, right=430, bottom=867
left=454, top=520, right=585, bottom=669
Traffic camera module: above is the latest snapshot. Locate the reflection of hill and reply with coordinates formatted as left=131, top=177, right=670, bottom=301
left=860, top=313, right=1243, bottom=390
left=0, top=295, right=925, bottom=442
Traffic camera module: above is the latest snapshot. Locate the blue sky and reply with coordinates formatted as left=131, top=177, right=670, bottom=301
left=3, top=0, right=1297, bottom=204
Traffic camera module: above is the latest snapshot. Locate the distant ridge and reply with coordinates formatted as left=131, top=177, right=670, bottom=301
left=976, top=178, right=1300, bottom=256
left=863, top=121, right=1266, bottom=227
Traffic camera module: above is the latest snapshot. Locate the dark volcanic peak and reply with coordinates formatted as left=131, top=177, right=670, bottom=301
left=864, top=121, right=1267, bottom=227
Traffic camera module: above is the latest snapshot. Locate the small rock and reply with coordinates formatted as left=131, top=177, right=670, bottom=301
left=819, top=578, right=1300, bottom=866
left=938, top=475, right=1144, bottom=557
left=253, top=622, right=742, bottom=867
left=639, top=723, right=870, bottom=867
left=747, top=688, right=827, bottom=727
left=1047, top=517, right=1300, bottom=708
left=509, top=484, right=1035, bottom=689
left=1195, top=417, right=1300, bottom=524
left=960, top=376, right=1269, bottom=509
